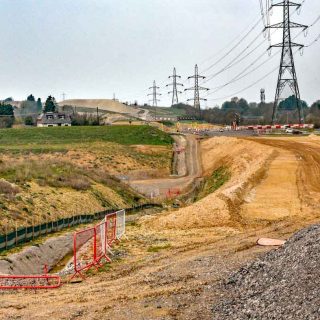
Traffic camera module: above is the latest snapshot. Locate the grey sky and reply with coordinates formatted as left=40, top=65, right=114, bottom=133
left=0, top=0, right=319, bottom=107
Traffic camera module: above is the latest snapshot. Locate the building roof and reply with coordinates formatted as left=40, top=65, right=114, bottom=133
left=37, top=112, right=72, bottom=125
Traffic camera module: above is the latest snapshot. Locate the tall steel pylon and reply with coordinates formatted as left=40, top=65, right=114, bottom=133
left=266, top=0, right=307, bottom=124
left=148, top=80, right=161, bottom=107
left=260, top=88, right=266, bottom=104
left=166, top=67, right=183, bottom=106
left=185, top=64, right=209, bottom=116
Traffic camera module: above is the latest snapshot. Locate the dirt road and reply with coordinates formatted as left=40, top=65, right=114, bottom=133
left=1, top=136, right=320, bottom=320
left=129, top=134, right=201, bottom=198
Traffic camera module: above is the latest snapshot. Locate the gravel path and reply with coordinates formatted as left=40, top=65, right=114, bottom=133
left=212, top=224, right=320, bottom=320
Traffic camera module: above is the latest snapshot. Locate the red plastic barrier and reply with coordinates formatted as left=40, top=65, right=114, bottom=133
left=71, top=227, right=96, bottom=280
left=71, top=214, right=117, bottom=280
left=0, top=274, right=61, bottom=290
left=166, top=188, right=181, bottom=198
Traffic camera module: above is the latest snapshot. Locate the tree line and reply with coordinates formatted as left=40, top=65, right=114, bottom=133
left=174, top=96, right=320, bottom=127
left=0, top=95, right=102, bottom=128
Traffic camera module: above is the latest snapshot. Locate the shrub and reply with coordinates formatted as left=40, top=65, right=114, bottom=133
left=0, top=179, right=20, bottom=195
left=24, top=116, right=35, bottom=126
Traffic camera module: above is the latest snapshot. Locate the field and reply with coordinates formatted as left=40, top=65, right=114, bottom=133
left=0, top=126, right=173, bottom=232
left=0, top=125, right=172, bottom=149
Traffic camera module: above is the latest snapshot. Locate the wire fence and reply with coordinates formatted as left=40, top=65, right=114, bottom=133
left=0, top=203, right=160, bottom=252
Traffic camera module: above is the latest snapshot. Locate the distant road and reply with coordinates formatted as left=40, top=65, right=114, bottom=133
left=182, top=129, right=257, bottom=138
left=128, top=134, right=201, bottom=199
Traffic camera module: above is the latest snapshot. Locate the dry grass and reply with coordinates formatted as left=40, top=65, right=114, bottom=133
left=0, top=179, right=20, bottom=196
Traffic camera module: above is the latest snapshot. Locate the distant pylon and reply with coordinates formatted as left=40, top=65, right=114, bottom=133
left=166, top=67, right=183, bottom=106
left=265, top=0, right=308, bottom=124
left=61, top=93, right=66, bottom=101
left=260, top=88, right=266, bottom=104
left=185, top=64, right=209, bottom=115
left=148, top=81, right=161, bottom=107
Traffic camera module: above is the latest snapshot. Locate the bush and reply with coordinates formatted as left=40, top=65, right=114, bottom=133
left=0, top=179, right=20, bottom=195
left=24, top=116, right=34, bottom=126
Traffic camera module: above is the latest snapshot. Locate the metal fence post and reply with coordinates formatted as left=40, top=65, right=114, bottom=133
left=15, top=222, right=18, bottom=246
left=32, top=217, right=34, bottom=240
left=5, top=224, right=7, bottom=250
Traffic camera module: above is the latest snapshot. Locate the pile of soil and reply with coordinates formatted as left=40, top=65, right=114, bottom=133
left=212, top=224, right=320, bottom=320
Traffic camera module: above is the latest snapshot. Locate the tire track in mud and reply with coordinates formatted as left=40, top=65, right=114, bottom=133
left=246, top=137, right=320, bottom=217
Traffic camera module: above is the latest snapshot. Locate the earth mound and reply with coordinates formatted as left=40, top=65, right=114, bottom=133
left=212, top=224, right=320, bottom=320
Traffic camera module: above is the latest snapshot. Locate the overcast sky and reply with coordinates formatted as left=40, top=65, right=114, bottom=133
left=0, top=0, right=319, bottom=107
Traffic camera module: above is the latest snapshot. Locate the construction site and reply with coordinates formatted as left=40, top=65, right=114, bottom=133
left=0, top=0, right=320, bottom=319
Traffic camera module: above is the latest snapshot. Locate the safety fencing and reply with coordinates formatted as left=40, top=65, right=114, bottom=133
left=71, top=210, right=125, bottom=280
left=0, top=204, right=159, bottom=253
left=166, top=188, right=181, bottom=199
left=0, top=274, right=61, bottom=290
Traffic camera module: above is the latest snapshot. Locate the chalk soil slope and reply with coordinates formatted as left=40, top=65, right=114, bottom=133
left=1, top=136, right=320, bottom=320
left=59, top=99, right=141, bottom=116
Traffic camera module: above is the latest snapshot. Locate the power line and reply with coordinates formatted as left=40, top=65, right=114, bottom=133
left=206, top=65, right=279, bottom=102
left=202, top=33, right=268, bottom=85
left=202, top=1, right=308, bottom=85
left=306, top=32, right=320, bottom=47
left=199, top=15, right=261, bottom=66
left=206, top=25, right=307, bottom=95
left=200, top=19, right=262, bottom=75
left=206, top=49, right=280, bottom=96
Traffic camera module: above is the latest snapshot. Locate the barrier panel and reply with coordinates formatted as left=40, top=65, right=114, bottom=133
left=71, top=227, right=96, bottom=280
left=105, top=213, right=117, bottom=247
left=0, top=274, right=61, bottom=290
left=70, top=210, right=125, bottom=280
left=115, top=209, right=126, bottom=240
left=166, top=188, right=181, bottom=198
left=95, top=220, right=111, bottom=265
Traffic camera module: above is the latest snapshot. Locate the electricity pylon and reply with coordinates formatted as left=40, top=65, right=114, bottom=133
left=185, top=64, right=209, bottom=117
left=166, top=67, right=183, bottom=106
left=260, top=88, right=266, bottom=104
left=148, top=80, right=161, bottom=107
left=265, top=0, right=308, bottom=124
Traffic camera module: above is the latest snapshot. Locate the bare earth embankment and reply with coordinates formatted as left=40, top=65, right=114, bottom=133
left=1, top=135, right=320, bottom=319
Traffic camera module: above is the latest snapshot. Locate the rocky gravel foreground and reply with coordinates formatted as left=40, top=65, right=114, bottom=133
left=212, top=224, right=320, bottom=320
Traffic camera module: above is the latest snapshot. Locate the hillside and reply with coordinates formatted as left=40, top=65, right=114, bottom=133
left=0, top=126, right=173, bottom=233
left=59, top=99, right=141, bottom=116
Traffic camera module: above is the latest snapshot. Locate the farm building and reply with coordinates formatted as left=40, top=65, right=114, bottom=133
left=37, top=112, right=72, bottom=127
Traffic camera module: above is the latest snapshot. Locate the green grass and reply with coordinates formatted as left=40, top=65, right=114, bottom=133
left=197, top=166, right=231, bottom=200
left=143, top=106, right=187, bottom=117
left=0, top=125, right=173, bottom=151
left=147, top=243, right=171, bottom=253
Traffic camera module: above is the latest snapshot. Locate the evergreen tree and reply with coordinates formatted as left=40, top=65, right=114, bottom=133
left=37, top=98, right=42, bottom=112
left=0, top=102, right=14, bottom=128
left=27, top=94, right=35, bottom=102
left=44, top=95, right=57, bottom=113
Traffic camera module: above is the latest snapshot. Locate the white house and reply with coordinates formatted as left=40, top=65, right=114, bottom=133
left=37, top=112, right=72, bottom=127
